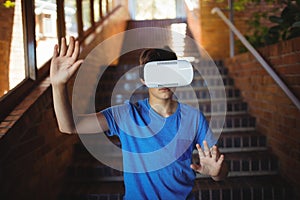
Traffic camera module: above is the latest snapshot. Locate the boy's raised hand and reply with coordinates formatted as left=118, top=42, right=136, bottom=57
left=190, top=141, right=225, bottom=179
left=50, top=37, right=83, bottom=86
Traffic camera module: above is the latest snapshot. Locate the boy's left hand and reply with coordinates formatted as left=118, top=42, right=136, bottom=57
left=190, top=141, right=225, bottom=178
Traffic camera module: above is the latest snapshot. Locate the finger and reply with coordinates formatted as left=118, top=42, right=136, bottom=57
left=203, top=141, right=211, bottom=157
left=52, top=44, right=59, bottom=58
left=211, top=146, right=217, bottom=161
left=66, top=36, right=75, bottom=57
left=190, top=164, right=201, bottom=172
left=68, top=59, right=83, bottom=76
left=72, top=40, right=80, bottom=60
left=215, top=146, right=220, bottom=158
left=196, top=143, right=205, bottom=158
left=217, top=154, right=224, bottom=165
left=59, top=37, right=67, bottom=56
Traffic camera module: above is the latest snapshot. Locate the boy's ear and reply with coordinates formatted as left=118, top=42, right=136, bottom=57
left=140, top=78, right=145, bottom=85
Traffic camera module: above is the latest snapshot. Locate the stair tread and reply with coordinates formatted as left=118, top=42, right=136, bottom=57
left=61, top=181, right=124, bottom=195
left=72, top=149, right=275, bottom=165
left=224, top=150, right=275, bottom=157
left=60, top=175, right=290, bottom=196
left=193, top=175, right=291, bottom=191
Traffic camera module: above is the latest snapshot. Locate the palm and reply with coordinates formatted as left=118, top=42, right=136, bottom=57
left=190, top=142, right=224, bottom=177
left=51, top=56, right=76, bottom=84
left=50, top=37, right=83, bottom=85
left=197, top=153, right=222, bottom=177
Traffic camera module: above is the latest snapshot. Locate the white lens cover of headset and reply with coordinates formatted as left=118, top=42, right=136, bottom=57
left=144, top=60, right=194, bottom=88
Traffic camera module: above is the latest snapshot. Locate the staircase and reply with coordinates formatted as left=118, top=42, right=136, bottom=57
left=59, top=20, right=293, bottom=200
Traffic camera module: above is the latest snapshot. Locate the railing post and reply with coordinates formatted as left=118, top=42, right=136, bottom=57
left=228, top=0, right=235, bottom=57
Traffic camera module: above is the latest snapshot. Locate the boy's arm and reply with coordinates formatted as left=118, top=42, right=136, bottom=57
left=190, top=141, right=228, bottom=181
left=51, top=37, right=108, bottom=134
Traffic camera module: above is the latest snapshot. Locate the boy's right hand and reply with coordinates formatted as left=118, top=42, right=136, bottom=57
left=50, top=37, right=83, bottom=86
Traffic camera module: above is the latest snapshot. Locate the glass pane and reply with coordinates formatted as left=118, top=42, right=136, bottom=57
left=0, top=0, right=26, bottom=97
left=102, top=0, right=107, bottom=16
left=35, top=0, right=58, bottom=68
left=82, top=0, right=92, bottom=31
left=94, top=0, right=101, bottom=22
left=135, top=0, right=176, bottom=20
left=108, top=0, right=113, bottom=12
left=65, top=0, right=78, bottom=38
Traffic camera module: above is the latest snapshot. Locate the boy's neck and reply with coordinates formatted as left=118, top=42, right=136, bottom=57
left=148, top=97, right=178, bottom=118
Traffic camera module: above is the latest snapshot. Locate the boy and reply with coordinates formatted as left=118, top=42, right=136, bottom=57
left=51, top=37, right=228, bottom=199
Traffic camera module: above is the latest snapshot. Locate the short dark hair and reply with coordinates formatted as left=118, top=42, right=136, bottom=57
left=139, top=47, right=177, bottom=80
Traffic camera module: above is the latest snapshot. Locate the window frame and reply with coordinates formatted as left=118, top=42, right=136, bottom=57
left=0, top=0, right=119, bottom=122
left=93, top=0, right=101, bottom=23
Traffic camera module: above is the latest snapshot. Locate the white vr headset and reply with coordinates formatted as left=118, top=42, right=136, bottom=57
left=143, top=60, right=193, bottom=88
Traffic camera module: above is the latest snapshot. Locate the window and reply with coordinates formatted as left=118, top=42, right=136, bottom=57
left=35, top=0, right=58, bottom=68
left=185, top=0, right=199, bottom=11
left=102, top=0, right=107, bottom=16
left=94, top=0, right=101, bottom=22
left=0, top=0, right=119, bottom=120
left=108, top=0, right=113, bottom=12
left=82, top=0, right=92, bottom=31
left=135, top=0, right=176, bottom=20
left=65, top=0, right=78, bottom=38
left=0, top=0, right=25, bottom=98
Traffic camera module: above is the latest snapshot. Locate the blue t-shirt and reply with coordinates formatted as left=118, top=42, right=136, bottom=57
left=101, top=98, right=216, bottom=200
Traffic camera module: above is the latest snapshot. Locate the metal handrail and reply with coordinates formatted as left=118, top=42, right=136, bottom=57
left=211, top=7, right=300, bottom=110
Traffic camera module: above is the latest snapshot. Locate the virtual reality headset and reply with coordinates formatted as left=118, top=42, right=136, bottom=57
left=143, top=60, right=193, bottom=88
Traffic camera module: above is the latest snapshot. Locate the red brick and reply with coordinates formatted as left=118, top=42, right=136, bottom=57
left=284, top=75, right=300, bottom=85
left=276, top=64, right=300, bottom=75
left=292, top=37, right=300, bottom=52
left=282, top=117, right=296, bottom=128
left=280, top=54, right=300, bottom=66
left=268, top=43, right=280, bottom=57
left=280, top=39, right=294, bottom=55
left=270, top=56, right=283, bottom=66
left=262, top=76, right=275, bottom=85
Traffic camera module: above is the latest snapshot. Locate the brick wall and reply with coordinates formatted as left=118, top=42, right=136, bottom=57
left=186, top=0, right=282, bottom=59
left=0, top=78, right=79, bottom=199
left=224, top=37, right=300, bottom=198
left=0, top=3, right=14, bottom=95
left=0, top=6, right=130, bottom=199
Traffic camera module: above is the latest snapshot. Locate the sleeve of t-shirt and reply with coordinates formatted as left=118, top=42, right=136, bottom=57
left=100, top=105, right=124, bottom=137
left=195, top=112, right=218, bottom=148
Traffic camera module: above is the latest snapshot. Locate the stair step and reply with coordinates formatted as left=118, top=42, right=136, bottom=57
left=205, top=114, right=256, bottom=131
left=101, top=61, right=228, bottom=77
left=100, top=76, right=234, bottom=89
left=218, top=131, right=267, bottom=152
left=98, top=96, right=246, bottom=111
left=191, top=77, right=234, bottom=87
left=108, top=88, right=241, bottom=106
left=73, top=130, right=266, bottom=160
left=67, top=162, right=122, bottom=180
left=193, top=66, right=228, bottom=76
left=73, top=131, right=265, bottom=159
left=59, top=176, right=292, bottom=200
left=59, top=181, right=124, bottom=200
left=193, top=175, right=293, bottom=200
left=106, top=84, right=237, bottom=98
left=70, top=149, right=276, bottom=181
left=192, top=151, right=279, bottom=176
left=97, top=98, right=248, bottom=114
